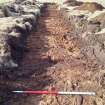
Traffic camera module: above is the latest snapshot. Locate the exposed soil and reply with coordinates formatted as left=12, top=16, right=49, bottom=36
left=74, top=2, right=105, bottom=12
left=0, top=3, right=105, bottom=105
left=63, top=0, right=83, bottom=6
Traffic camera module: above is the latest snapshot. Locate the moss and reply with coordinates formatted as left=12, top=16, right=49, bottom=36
left=0, top=96, right=3, bottom=103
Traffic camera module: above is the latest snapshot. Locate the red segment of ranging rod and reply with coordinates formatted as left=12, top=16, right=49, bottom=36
left=12, top=91, right=58, bottom=95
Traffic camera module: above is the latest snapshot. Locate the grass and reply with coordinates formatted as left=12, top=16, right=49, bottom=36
left=0, top=0, right=13, bottom=6
left=0, top=0, right=13, bottom=4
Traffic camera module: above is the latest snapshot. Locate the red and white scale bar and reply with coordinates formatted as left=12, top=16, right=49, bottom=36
left=12, top=91, right=96, bottom=96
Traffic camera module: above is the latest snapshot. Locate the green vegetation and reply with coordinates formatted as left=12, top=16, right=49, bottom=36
left=0, top=0, right=12, bottom=6
left=0, top=0, right=12, bottom=4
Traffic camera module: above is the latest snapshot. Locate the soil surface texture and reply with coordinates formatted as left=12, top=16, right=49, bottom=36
left=0, top=4, right=104, bottom=105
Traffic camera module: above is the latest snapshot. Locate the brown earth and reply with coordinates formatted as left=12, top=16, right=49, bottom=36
left=0, top=4, right=105, bottom=105
left=75, top=2, right=105, bottom=12
left=63, top=0, right=83, bottom=6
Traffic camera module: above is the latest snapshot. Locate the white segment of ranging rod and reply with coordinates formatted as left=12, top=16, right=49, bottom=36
left=58, top=91, right=96, bottom=95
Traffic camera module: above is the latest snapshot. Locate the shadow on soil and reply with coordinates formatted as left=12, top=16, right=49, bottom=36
left=0, top=3, right=58, bottom=105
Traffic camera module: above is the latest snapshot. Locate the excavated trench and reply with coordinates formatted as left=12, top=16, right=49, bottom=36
left=0, top=3, right=105, bottom=105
